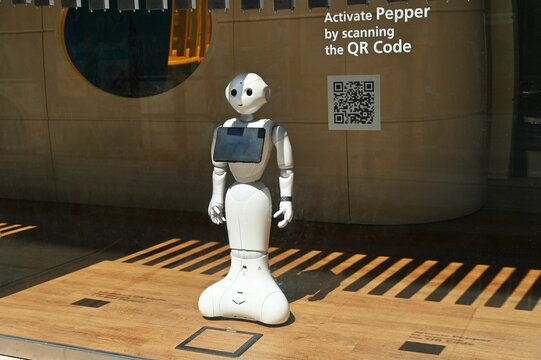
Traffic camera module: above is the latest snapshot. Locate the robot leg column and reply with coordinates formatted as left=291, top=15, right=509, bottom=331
left=199, top=182, right=290, bottom=325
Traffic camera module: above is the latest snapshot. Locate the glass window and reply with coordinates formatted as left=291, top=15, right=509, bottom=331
left=0, top=1, right=539, bottom=359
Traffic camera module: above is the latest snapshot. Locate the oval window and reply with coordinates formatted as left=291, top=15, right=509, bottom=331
left=63, top=0, right=211, bottom=98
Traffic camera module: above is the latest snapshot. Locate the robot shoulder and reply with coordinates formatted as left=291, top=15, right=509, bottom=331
left=222, top=118, right=238, bottom=128
left=271, top=124, right=289, bottom=145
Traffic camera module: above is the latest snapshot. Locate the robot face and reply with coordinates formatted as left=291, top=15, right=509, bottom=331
left=225, top=73, right=271, bottom=115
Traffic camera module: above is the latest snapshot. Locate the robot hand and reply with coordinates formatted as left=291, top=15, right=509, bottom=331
left=273, top=201, right=293, bottom=228
left=208, top=202, right=226, bottom=225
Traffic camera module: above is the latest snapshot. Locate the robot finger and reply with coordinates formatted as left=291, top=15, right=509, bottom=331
left=273, top=209, right=285, bottom=218
left=211, top=213, right=226, bottom=224
left=212, top=206, right=223, bottom=215
left=277, top=218, right=289, bottom=228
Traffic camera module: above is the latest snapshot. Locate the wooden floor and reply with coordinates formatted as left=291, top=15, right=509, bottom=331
left=0, top=239, right=539, bottom=359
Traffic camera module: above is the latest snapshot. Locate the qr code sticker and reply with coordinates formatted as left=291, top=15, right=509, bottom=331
left=328, top=75, right=380, bottom=131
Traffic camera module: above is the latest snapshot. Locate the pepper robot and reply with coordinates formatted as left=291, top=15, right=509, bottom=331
left=198, top=73, right=294, bottom=325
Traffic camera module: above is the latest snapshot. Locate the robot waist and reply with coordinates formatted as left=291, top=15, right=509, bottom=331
left=229, top=180, right=267, bottom=192
left=230, top=172, right=264, bottom=184
left=227, top=181, right=271, bottom=205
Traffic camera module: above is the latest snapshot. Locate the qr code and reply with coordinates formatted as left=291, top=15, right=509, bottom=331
left=328, top=75, right=380, bottom=131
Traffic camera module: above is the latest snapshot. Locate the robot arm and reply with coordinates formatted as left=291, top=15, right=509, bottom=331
left=209, top=128, right=228, bottom=225
left=209, top=166, right=227, bottom=224
left=272, top=125, right=294, bottom=228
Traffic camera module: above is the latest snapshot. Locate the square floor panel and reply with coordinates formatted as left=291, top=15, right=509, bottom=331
left=176, top=326, right=262, bottom=358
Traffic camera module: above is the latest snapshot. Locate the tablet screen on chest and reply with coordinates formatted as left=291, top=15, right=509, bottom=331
left=213, top=127, right=266, bottom=163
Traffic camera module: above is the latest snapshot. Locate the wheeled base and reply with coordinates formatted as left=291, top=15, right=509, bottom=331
left=198, top=252, right=290, bottom=325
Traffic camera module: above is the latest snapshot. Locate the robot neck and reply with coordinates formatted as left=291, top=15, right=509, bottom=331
left=239, top=113, right=255, bottom=122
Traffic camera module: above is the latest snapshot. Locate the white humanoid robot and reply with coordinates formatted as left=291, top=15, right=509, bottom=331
left=198, top=73, right=294, bottom=325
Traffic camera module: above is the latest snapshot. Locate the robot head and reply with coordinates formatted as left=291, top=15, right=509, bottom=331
left=225, top=73, right=271, bottom=115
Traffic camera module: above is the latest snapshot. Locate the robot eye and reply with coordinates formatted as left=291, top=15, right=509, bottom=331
left=231, top=89, right=237, bottom=96
left=246, top=88, right=253, bottom=96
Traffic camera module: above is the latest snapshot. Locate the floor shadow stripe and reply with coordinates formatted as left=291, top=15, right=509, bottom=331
left=515, top=275, right=541, bottom=311
left=343, top=257, right=401, bottom=292
left=320, top=253, right=355, bottom=272
left=285, top=251, right=332, bottom=273
left=162, top=243, right=225, bottom=269
left=368, top=259, right=425, bottom=296
left=181, top=249, right=231, bottom=272
left=201, top=260, right=231, bottom=275
left=425, top=263, right=475, bottom=302
left=395, top=261, right=449, bottom=299
left=455, top=265, right=502, bottom=306
left=485, top=268, right=530, bottom=308
left=143, top=241, right=203, bottom=266
left=270, top=250, right=309, bottom=272
left=340, top=255, right=377, bottom=278
left=123, top=240, right=184, bottom=263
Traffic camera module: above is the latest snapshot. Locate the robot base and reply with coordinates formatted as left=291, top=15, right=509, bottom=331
left=198, top=252, right=290, bottom=325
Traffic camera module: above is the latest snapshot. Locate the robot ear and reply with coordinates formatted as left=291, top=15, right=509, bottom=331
left=263, top=86, right=271, bottom=101
left=225, top=83, right=231, bottom=100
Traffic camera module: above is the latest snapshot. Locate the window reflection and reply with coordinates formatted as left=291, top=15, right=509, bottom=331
left=63, top=0, right=211, bottom=98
